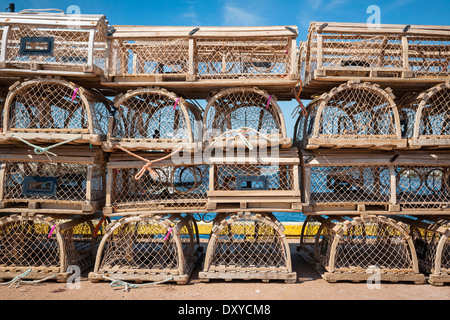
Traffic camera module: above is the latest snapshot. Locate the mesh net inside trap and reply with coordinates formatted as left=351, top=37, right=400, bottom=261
left=97, top=214, right=198, bottom=276
left=2, top=161, right=104, bottom=203
left=5, top=21, right=107, bottom=71
left=0, top=215, right=96, bottom=273
left=6, top=79, right=111, bottom=137
left=204, top=213, right=290, bottom=271
left=308, top=165, right=391, bottom=204
left=196, top=37, right=292, bottom=79
left=204, top=87, right=285, bottom=145
left=112, top=89, right=201, bottom=143
left=315, top=216, right=416, bottom=272
left=110, top=165, right=208, bottom=211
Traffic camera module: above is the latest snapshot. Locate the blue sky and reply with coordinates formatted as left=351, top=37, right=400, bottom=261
left=8, top=0, right=450, bottom=137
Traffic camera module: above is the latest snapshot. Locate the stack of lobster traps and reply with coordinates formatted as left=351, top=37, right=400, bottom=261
left=199, top=85, right=300, bottom=282
left=296, top=21, right=450, bottom=285
left=89, top=86, right=205, bottom=285
left=0, top=74, right=112, bottom=282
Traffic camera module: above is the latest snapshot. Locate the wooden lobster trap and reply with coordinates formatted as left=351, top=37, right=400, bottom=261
left=1, top=77, right=112, bottom=146
left=199, top=212, right=296, bottom=283
left=301, top=150, right=450, bottom=216
left=299, top=22, right=450, bottom=99
left=89, top=213, right=201, bottom=285
left=299, top=214, right=425, bottom=284
left=104, top=26, right=299, bottom=100
left=0, top=145, right=106, bottom=215
left=103, top=150, right=208, bottom=216
left=207, top=148, right=301, bottom=212
left=103, top=87, right=202, bottom=152
left=396, top=216, right=450, bottom=285
left=0, top=213, right=98, bottom=282
left=399, top=81, right=450, bottom=149
left=203, top=87, right=291, bottom=150
left=294, top=81, right=406, bottom=150
left=0, top=9, right=108, bottom=80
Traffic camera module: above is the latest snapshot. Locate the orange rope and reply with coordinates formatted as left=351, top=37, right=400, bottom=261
left=115, top=145, right=183, bottom=180
left=293, top=79, right=308, bottom=116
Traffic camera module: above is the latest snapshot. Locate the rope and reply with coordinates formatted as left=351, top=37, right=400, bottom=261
left=292, top=79, right=308, bottom=117
left=0, top=268, right=56, bottom=288
left=115, top=145, right=183, bottom=180
left=210, top=127, right=277, bottom=150
left=102, top=275, right=174, bottom=292
left=12, top=135, right=82, bottom=160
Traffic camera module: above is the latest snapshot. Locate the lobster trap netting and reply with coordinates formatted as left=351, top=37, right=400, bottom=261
left=312, top=82, right=400, bottom=139
left=196, top=36, right=293, bottom=80
left=214, top=164, right=295, bottom=192
left=0, top=214, right=96, bottom=280
left=407, top=36, right=450, bottom=78
left=111, top=88, right=201, bottom=145
left=399, top=82, right=450, bottom=142
left=404, top=217, right=450, bottom=279
left=308, top=165, right=391, bottom=205
left=110, top=37, right=189, bottom=76
left=202, top=212, right=293, bottom=275
left=395, top=165, right=450, bottom=210
left=3, top=13, right=107, bottom=71
left=204, top=87, right=287, bottom=147
left=109, top=164, right=208, bottom=212
left=2, top=161, right=104, bottom=203
left=305, top=23, right=404, bottom=76
left=92, top=214, right=199, bottom=283
left=314, top=215, right=419, bottom=274
left=5, top=79, right=111, bottom=139
left=293, top=98, right=321, bottom=148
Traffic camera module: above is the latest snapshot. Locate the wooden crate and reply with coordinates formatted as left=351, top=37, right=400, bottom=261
left=204, top=87, right=292, bottom=150
left=299, top=22, right=450, bottom=99
left=102, top=86, right=202, bottom=152
left=399, top=81, right=450, bottom=149
left=301, top=149, right=450, bottom=216
left=0, top=213, right=98, bottom=282
left=302, top=214, right=426, bottom=284
left=294, top=81, right=407, bottom=150
left=89, top=213, right=201, bottom=285
left=103, top=150, right=208, bottom=216
left=103, top=26, right=299, bottom=100
left=199, top=212, right=297, bottom=283
left=1, top=77, right=113, bottom=146
left=0, top=9, right=108, bottom=80
left=207, top=148, right=301, bottom=212
left=0, top=145, right=106, bottom=215
left=396, top=216, right=450, bottom=285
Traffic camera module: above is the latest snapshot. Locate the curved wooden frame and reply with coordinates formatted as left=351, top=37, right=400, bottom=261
left=1, top=78, right=112, bottom=145
left=199, top=212, right=296, bottom=283
left=0, top=214, right=96, bottom=282
left=90, top=214, right=200, bottom=285
left=297, top=81, right=406, bottom=149
left=311, top=215, right=425, bottom=283
left=398, top=215, right=450, bottom=285
left=203, top=87, right=291, bottom=149
left=106, top=87, right=202, bottom=152
left=410, top=81, right=450, bottom=148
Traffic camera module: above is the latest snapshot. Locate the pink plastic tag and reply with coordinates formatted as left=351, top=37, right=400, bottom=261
left=71, top=88, right=79, bottom=101
left=173, top=98, right=180, bottom=110
left=266, top=95, right=272, bottom=109
left=48, top=225, right=57, bottom=238
left=164, top=227, right=173, bottom=241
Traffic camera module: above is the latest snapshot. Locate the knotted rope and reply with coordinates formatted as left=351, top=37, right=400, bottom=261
left=102, top=275, right=174, bottom=292
left=0, top=268, right=56, bottom=288
left=115, top=145, right=183, bottom=180
left=210, top=127, right=277, bottom=150
left=12, top=135, right=82, bottom=160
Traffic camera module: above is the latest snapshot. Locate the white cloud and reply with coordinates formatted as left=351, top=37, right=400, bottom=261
left=222, top=5, right=265, bottom=26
